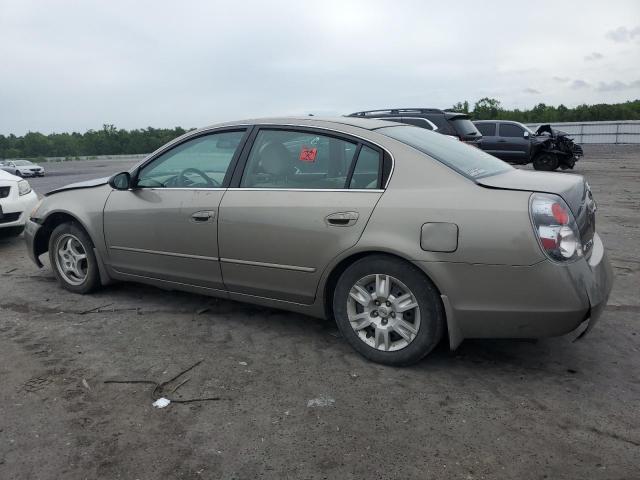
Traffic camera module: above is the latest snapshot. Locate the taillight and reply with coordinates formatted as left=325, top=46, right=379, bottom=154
left=530, top=193, right=582, bottom=262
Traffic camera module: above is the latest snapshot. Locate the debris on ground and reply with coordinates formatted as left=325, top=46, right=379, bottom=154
left=307, top=395, right=335, bottom=408
left=152, top=397, right=171, bottom=409
left=104, top=359, right=220, bottom=408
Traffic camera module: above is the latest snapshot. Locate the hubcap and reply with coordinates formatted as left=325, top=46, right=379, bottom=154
left=54, top=234, right=88, bottom=286
left=346, top=274, right=421, bottom=352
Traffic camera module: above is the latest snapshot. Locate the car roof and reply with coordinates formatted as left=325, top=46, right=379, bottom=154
left=474, top=120, right=520, bottom=124
left=201, top=116, right=403, bottom=132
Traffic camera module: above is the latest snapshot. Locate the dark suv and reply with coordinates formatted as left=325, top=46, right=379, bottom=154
left=474, top=120, right=583, bottom=170
left=347, top=108, right=482, bottom=145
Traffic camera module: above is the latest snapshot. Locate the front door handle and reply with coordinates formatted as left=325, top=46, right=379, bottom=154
left=191, top=210, right=215, bottom=222
left=326, top=211, right=359, bottom=227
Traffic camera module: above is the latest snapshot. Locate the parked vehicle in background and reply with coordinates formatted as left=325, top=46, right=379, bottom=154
left=347, top=108, right=482, bottom=145
left=24, top=117, right=611, bottom=366
left=474, top=120, right=583, bottom=170
left=0, top=159, right=46, bottom=177
left=0, top=169, right=39, bottom=236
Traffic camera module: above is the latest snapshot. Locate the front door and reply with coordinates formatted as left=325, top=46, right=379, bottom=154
left=103, top=129, right=247, bottom=290
left=218, top=128, right=385, bottom=304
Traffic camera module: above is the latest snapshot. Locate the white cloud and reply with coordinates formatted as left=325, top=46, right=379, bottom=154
left=606, top=25, right=640, bottom=42
left=584, top=52, right=604, bottom=61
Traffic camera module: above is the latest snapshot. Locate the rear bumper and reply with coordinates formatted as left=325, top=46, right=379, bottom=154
left=414, top=232, right=613, bottom=345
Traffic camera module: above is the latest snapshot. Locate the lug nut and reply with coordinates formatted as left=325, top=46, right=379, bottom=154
left=374, top=300, right=380, bottom=306
left=386, top=301, right=391, bottom=307
left=381, top=318, right=388, bottom=325
left=371, top=310, right=378, bottom=317
left=391, top=312, right=396, bottom=318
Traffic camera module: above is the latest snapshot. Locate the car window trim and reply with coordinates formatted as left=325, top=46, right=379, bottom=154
left=228, top=125, right=392, bottom=190
left=130, top=126, right=252, bottom=189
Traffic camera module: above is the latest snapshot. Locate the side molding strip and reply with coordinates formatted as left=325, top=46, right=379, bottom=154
left=220, top=257, right=316, bottom=273
left=110, top=246, right=219, bottom=262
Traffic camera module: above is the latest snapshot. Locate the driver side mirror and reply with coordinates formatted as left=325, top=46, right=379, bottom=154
left=108, top=171, right=132, bottom=190
left=523, top=131, right=530, bottom=138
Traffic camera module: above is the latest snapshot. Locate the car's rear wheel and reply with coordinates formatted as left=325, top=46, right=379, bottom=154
left=332, top=255, right=445, bottom=366
left=533, top=153, right=559, bottom=171
left=48, top=222, right=100, bottom=294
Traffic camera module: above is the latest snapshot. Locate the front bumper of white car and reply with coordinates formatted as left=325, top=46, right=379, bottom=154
left=0, top=186, right=39, bottom=229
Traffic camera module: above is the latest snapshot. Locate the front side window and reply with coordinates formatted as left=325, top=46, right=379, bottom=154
left=499, top=123, right=525, bottom=137
left=380, top=125, right=511, bottom=179
left=136, top=130, right=245, bottom=188
left=240, top=130, right=357, bottom=189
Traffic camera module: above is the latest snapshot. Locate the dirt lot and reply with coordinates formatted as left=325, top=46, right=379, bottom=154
left=1, top=146, right=639, bottom=479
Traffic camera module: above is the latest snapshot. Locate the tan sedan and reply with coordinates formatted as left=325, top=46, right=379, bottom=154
left=25, top=117, right=613, bottom=365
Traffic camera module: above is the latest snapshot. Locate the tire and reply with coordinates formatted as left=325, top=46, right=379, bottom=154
left=533, top=153, right=559, bottom=171
left=332, top=255, right=445, bottom=366
left=48, top=222, right=100, bottom=294
left=0, top=226, right=24, bottom=237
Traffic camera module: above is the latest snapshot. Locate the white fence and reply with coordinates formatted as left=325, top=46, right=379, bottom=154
left=526, top=121, right=640, bottom=144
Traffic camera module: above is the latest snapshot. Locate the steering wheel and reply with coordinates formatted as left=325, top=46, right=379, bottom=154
left=176, top=168, right=220, bottom=188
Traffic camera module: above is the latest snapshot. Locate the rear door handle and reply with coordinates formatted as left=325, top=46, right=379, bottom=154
left=191, top=210, right=215, bottom=222
left=326, top=211, right=359, bottom=227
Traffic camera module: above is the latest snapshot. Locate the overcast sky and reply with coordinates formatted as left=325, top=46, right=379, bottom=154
left=1, top=0, right=639, bottom=135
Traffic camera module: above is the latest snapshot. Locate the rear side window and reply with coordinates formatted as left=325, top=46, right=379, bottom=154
left=240, top=130, right=357, bottom=189
left=499, top=123, right=525, bottom=137
left=380, top=125, right=511, bottom=180
left=475, top=123, right=496, bottom=136
left=450, top=118, right=481, bottom=137
left=349, top=146, right=381, bottom=189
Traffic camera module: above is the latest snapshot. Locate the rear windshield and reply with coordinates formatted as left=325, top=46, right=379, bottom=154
left=379, top=125, right=512, bottom=179
left=450, top=118, right=481, bottom=137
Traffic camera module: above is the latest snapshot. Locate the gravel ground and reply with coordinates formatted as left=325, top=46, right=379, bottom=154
left=0, top=145, right=639, bottom=479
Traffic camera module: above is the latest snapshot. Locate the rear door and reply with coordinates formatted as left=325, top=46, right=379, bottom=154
left=218, top=127, right=387, bottom=304
left=103, top=128, right=248, bottom=290
left=496, top=123, right=529, bottom=162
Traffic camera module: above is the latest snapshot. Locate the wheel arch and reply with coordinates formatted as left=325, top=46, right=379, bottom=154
left=33, top=210, right=96, bottom=262
left=322, top=249, right=446, bottom=320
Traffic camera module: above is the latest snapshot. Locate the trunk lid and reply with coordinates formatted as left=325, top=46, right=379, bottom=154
left=477, top=169, right=596, bottom=255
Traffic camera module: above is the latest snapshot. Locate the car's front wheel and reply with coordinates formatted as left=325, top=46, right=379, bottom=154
left=332, top=255, right=445, bottom=366
left=533, top=153, right=559, bottom=171
left=48, top=222, right=100, bottom=294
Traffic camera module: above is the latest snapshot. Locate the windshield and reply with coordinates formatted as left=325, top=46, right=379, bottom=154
left=379, top=125, right=512, bottom=179
left=450, top=118, right=481, bottom=137
left=13, top=160, right=33, bottom=166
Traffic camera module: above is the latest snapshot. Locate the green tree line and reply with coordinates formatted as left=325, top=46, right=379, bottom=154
left=1, top=99, right=639, bottom=159
left=450, top=98, right=640, bottom=123
left=0, top=124, right=189, bottom=160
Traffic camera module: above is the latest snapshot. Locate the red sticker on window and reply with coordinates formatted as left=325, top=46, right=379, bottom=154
left=299, top=147, right=317, bottom=162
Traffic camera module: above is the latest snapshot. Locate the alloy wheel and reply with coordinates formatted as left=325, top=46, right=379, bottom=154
left=54, top=233, right=88, bottom=286
left=346, top=274, right=421, bottom=352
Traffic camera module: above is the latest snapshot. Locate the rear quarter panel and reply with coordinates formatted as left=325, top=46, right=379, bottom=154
left=356, top=141, right=545, bottom=267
